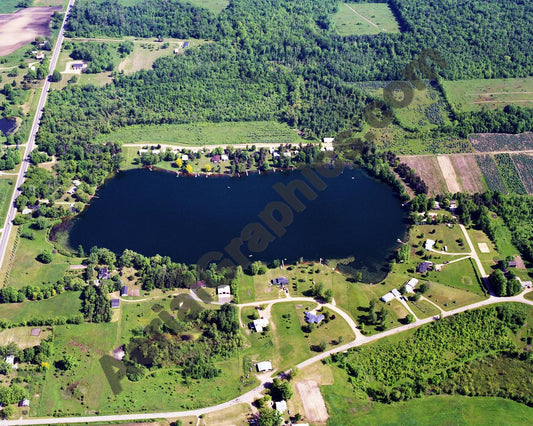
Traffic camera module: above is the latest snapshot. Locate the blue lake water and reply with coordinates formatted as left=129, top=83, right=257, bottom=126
left=68, top=167, right=408, bottom=282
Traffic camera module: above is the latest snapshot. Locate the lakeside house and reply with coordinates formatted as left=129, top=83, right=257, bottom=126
left=217, top=285, right=231, bottom=295
left=271, top=277, right=289, bottom=286
left=275, top=400, right=287, bottom=413
left=417, top=261, right=433, bottom=273
left=182, top=154, right=189, bottom=161
left=424, top=239, right=436, bottom=250
left=381, top=292, right=395, bottom=303
left=304, top=311, right=324, bottom=324
left=111, top=299, right=120, bottom=308
left=323, top=137, right=334, bottom=143
left=256, top=361, right=272, bottom=372
left=211, top=155, right=221, bottom=163
left=391, top=288, right=401, bottom=298
left=221, top=154, right=229, bottom=161
left=98, top=267, right=110, bottom=280
left=251, top=318, right=269, bottom=333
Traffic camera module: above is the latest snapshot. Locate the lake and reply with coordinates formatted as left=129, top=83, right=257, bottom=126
left=68, top=167, right=408, bottom=282
left=0, top=117, right=18, bottom=136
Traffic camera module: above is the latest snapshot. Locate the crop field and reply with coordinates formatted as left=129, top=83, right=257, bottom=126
left=511, top=154, right=533, bottom=194
left=494, top=153, right=528, bottom=194
left=469, top=132, right=533, bottom=152
left=475, top=155, right=508, bottom=193
left=441, top=77, right=533, bottom=112
left=400, top=156, right=448, bottom=195
left=449, top=154, right=486, bottom=193
left=331, top=3, right=400, bottom=36
left=96, top=121, right=306, bottom=146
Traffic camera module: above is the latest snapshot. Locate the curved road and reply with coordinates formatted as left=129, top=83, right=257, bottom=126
left=0, top=0, right=76, bottom=271
left=2, top=291, right=533, bottom=425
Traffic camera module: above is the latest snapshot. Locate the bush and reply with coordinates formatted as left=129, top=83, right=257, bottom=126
left=37, top=249, right=53, bottom=264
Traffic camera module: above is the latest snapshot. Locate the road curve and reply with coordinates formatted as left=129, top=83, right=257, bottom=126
left=0, top=0, right=76, bottom=271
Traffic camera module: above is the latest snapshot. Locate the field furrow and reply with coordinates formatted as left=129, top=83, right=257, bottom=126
left=511, top=154, right=533, bottom=194
left=475, top=155, right=507, bottom=193
left=494, top=153, right=527, bottom=194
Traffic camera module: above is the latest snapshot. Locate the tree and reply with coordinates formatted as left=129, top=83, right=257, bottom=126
left=51, top=70, right=62, bottom=82
left=257, top=407, right=282, bottom=426
left=2, top=405, right=15, bottom=419
left=58, top=354, right=78, bottom=370
left=175, top=158, right=182, bottom=168
left=37, top=249, right=53, bottom=264
left=271, top=378, right=293, bottom=401
left=185, top=163, right=193, bottom=174
left=419, top=283, right=429, bottom=294
left=489, top=269, right=507, bottom=297
left=396, top=244, right=410, bottom=262
left=405, top=314, right=415, bottom=324
left=204, top=164, right=212, bottom=172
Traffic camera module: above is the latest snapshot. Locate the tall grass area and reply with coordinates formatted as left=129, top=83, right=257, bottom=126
left=0, top=177, right=16, bottom=225
left=0, top=291, right=81, bottom=323
left=95, top=121, right=307, bottom=146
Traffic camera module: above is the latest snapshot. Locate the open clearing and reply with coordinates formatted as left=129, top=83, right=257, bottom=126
left=0, top=7, right=61, bottom=56
left=296, top=380, right=329, bottom=423
left=0, top=326, right=51, bottom=348
left=442, top=77, right=533, bottom=111
left=332, top=3, right=400, bottom=36
left=437, top=155, right=461, bottom=193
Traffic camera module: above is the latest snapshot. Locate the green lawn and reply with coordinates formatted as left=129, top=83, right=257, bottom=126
left=6, top=221, right=72, bottom=289
left=0, top=177, right=15, bottom=225
left=0, top=291, right=82, bottom=323
left=94, top=121, right=308, bottom=146
left=410, top=224, right=468, bottom=254
left=441, top=77, right=533, bottom=112
left=332, top=3, right=400, bottom=36
left=426, top=258, right=486, bottom=296
left=0, top=0, right=21, bottom=13
left=424, top=281, right=485, bottom=310
left=184, top=0, right=229, bottom=14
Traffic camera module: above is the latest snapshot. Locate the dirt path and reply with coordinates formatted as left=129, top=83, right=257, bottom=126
left=344, top=3, right=380, bottom=30
left=437, top=155, right=462, bottom=193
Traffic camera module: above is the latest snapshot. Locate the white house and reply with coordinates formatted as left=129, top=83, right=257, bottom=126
left=67, top=186, right=77, bottom=195
left=217, top=285, right=231, bottom=295
left=323, top=137, right=334, bottom=143
left=283, top=151, right=291, bottom=157
left=138, top=149, right=149, bottom=155
left=252, top=318, right=269, bottom=333
left=424, top=239, right=436, bottom=250
left=72, top=179, right=81, bottom=187
left=275, top=400, right=287, bottom=413
left=381, top=292, right=394, bottom=303
left=256, top=361, right=272, bottom=372
left=406, top=278, right=418, bottom=288
left=5, top=355, right=14, bottom=365
left=391, top=288, right=401, bottom=298
left=182, top=154, right=189, bottom=161
left=221, top=154, right=229, bottom=161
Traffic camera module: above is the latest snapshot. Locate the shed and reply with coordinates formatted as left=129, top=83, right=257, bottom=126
left=72, top=62, right=84, bottom=70
left=217, top=285, right=231, bottom=295
left=391, top=288, right=401, bottom=298
left=256, top=361, right=272, bottom=372
left=18, top=399, right=29, bottom=407
left=183, top=41, right=190, bottom=48
left=380, top=292, right=394, bottom=303
left=113, top=346, right=125, bottom=360
left=182, top=154, right=189, bottom=161
left=508, top=261, right=517, bottom=268
left=221, top=154, right=229, bottom=161
left=121, top=286, right=128, bottom=297
left=406, top=278, right=419, bottom=288
left=111, top=299, right=120, bottom=308
left=5, top=355, right=14, bottom=365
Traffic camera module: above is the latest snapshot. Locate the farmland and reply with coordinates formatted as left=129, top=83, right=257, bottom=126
left=331, top=3, right=400, bottom=36
left=469, top=132, right=533, bottom=152
left=441, top=77, right=533, bottom=112
left=400, top=156, right=447, bottom=195
left=475, top=155, right=508, bottom=193
left=449, top=155, right=486, bottom=193
left=494, top=153, right=527, bottom=194
left=512, top=154, right=533, bottom=194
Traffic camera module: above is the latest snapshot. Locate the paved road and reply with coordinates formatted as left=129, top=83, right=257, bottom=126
left=0, top=0, right=76, bottom=272
left=3, top=290, right=533, bottom=425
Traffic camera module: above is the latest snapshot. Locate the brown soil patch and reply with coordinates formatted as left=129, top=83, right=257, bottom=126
left=449, top=155, right=485, bottom=193
left=437, top=155, right=461, bottom=193
left=514, top=256, right=526, bottom=270
left=67, top=340, right=89, bottom=353
left=400, top=156, right=447, bottom=195
left=0, top=7, right=61, bottom=56
left=296, top=380, right=329, bottom=423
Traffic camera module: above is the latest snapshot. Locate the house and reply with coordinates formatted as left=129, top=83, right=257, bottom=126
left=211, top=154, right=221, bottom=163
left=304, top=311, right=325, bottom=324
left=98, top=267, right=110, bottom=280
left=256, top=361, right=272, bottom=372
left=183, top=41, right=190, bottom=48
left=113, top=346, right=125, bottom=360
left=217, top=284, right=231, bottom=295
left=275, top=400, right=287, bottom=413
left=323, top=137, right=335, bottom=143
left=5, top=355, right=14, bottom=365
left=251, top=318, right=269, bottom=332
left=424, top=239, right=436, bottom=250
left=111, top=299, right=120, bottom=308
left=508, top=260, right=517, bottom=268
left=22, top=208, right=32, bottom=215
left=271, top=277, right=289, bottom=286
left=449, top=200, right=458, bottom=211
left=434, top=201, right=440, bottom=210
left=121, top=286, right=128, bottom=297
left=417, top=261, right=433, bottom=273
left=35, top=52, right=45, bottom=60
left=182, top=154, right=189, bottom=161
left=67, top=186, right=77, bottom=195
left=72, top=179, right=82, bottom=187
left=18, top=399, right=29, bottom=407
left=405, top=283, right=415, bottom=294
left=72, top=62, right=85, bottom=71
left=273, top=151, right=280, bottom=158
left=221, top=154, right=229, bottom=161
left=138, top=149, right=148, bottom=155
left=380, top=292, right=394, bottom=303
left=406, top=278, right=419, bottom=288
left=283, top=151, right=291, bottom=158
left=173, top=48, right=180, bottom=54
left=391, top=288, right=401, bottom=298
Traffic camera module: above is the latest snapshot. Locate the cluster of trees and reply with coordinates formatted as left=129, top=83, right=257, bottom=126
left=70, top=42, right=115, bottom=74
left=125, top=303, right=243, bottom=381
left=80, top=284, right=111, bottom=323
left=489, top=269, right=521, bottom=297
left=332, top=305, right=526, bottom=404
left=0, top=281, right=65, bottom=304
left=0, top=149, right=21, bottom=171
left=394, top=162, right=428, bottom=195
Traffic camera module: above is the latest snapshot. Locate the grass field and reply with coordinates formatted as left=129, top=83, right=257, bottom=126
left=0, top=326, right=52, bottom=348
left=410, top=224, right=468, bottom=254
left=424, top=281, right=485, bottom=310
left=185, top=0, right=229, bottom=14
left=0, top=291, right=81, bottom=323
left=332, top=3, right=400, bottom=36
left=96, top=121, right=307, bottom=146
left=442, top=77, right=533, bottom=112
left=426, top=258, right=485, bottom=296
left=5, top=221, right=72, bottom=289
left=0, top=177, right=16, bottom=225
